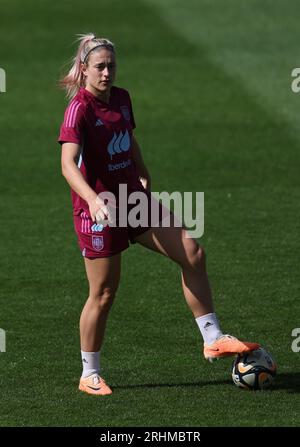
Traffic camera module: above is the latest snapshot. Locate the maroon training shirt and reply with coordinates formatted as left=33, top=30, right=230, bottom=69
left=58, top=86, right=142, bottom=215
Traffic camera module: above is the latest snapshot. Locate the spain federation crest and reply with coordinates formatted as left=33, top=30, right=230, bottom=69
left=120, top=105, right=130, bottom=121
left=92, top=235, right=104, bottom=251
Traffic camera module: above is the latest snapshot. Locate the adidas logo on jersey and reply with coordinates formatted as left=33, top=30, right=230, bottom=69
left=95, top=118, right=104, bottom=126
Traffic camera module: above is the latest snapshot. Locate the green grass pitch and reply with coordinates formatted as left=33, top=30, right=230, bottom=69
left=0, top=0, right=299, bottom=427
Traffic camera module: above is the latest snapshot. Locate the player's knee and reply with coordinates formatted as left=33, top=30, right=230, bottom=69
left=196, top=246, right=206, bottom=273
left=185, top=242, right=206, bottom=273
left=90, top=287, right=116, bottom=312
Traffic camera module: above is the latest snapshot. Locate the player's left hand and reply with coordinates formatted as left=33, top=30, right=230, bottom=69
left=139, top=175, right=151, bottom=192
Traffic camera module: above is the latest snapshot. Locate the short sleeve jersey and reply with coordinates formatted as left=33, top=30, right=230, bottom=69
left=58, top=86, right=141, bottom=214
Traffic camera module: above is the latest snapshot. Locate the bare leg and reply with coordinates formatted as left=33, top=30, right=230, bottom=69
left=134, top=226, right=213, bottom=318
left=80, top=253, right=121, bottom=352
left=134, top=220, right=260, bottom=359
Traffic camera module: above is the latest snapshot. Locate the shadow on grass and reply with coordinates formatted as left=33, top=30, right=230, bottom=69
left=112, top=378, right=232, bottom=390
left=112, top=373, right=300, bottom=393
left=271, top=372, right=300, bottom=393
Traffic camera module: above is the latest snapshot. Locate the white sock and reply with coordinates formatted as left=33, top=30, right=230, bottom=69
left=81, top=350, right=100, bottom=378
left=195, top=313, right=223, bottom=345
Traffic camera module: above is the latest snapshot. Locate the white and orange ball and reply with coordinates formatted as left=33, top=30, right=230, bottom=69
left=232, top=347, right=277, bottom=390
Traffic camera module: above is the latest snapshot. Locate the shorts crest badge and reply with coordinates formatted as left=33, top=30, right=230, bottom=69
left=92, top=235, right=104, bottom=251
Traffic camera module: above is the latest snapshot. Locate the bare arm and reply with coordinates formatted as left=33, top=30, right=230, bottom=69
left=61, top=142, right=104, bottom=222
left=131, top=134, right=151, bottom=191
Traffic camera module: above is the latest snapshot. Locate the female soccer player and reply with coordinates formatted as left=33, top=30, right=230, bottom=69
left=58, top=34, right=259, bottom=395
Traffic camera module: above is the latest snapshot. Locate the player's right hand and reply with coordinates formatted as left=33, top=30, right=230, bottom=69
left=87, top=196, right=115, bottom=226
left=95, top=205, right=114, bottom=226
left=87, top=196, right=105, bottom=223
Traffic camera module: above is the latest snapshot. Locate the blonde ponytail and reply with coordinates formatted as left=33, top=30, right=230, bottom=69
left=59, top=33, right=115, bottom=99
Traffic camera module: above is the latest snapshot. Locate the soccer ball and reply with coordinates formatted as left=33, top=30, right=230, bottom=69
left=232, top=347, right=277, bottom=390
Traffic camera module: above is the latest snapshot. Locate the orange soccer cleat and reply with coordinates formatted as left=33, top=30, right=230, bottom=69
left=204, top=334, right=260, bottom=363
left=79, top=373, right=113, bottom=396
